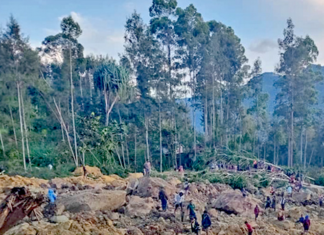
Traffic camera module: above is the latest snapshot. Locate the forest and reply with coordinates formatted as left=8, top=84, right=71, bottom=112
left=0, top=0, right=324, bottom=179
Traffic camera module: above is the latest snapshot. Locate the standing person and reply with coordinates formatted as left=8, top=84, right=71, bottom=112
left=183, top=179, right=190, bottom=195
left=191, top=218, right=201, bottom=235
left=83, top=165, right=88, bottom=179
left=144, top=161, right=151, bottom=177
left=281, top=195, right=286, bottom=211
left=159, top=187, right=168, bottom=211
left=270, top=186, right=275, bottom=195
left=271, top=196, right=277, bottom=212
left=253, top=160, right=258, bottom=169
left=178, top=165, right=184, bottom=178
left=245, top=221, right=253, bottom=235
left=265, top=196, right=271, bottom=209
left=319, top=195, right=323, bottom=207
left=296, top=214, right=305, bottom=223
left=201, top=210, right=211, bottom=235
left=254, top=205, right=260, bottom=221
left=174, top=192, right=185, bottom=217
left=187, top=200, right=197, bottom=221
left=286, top=185, right=293, bottom=197
left=48, top=188, right=57, bottom=204
left=303, top=215, right=311, bottom=233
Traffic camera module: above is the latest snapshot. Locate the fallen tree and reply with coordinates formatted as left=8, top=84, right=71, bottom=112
left=0, top=187, right=46, bottom=235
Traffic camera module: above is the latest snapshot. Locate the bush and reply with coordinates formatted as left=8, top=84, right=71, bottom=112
left=259, top=176, right=270, bottom=188
left=206, top=174, right=224, bottom=184
left=100, top=164, right=129, bottom=178
left=227, top=175, right=247, bottom=190
left=315, top=175, right=324, bottom=186
left=192, top=155, right=206, bottom=171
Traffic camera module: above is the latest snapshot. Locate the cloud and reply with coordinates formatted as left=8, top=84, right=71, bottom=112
left=53, top=12, right=125, bottom=59
left=249, top=39, right=277, bottom=54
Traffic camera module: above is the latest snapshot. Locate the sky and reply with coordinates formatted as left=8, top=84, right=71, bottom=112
left=1, top=0, right=324, bottom=72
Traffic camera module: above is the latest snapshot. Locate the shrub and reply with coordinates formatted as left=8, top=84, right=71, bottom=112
left=259, top=176, right=270, bottom=188
left=227, top=175, right=247, bottom=190
left=315, top=175, right=324, bottom=186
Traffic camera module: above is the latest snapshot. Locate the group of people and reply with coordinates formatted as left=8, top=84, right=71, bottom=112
left=159, top=186, right=212, bottom=235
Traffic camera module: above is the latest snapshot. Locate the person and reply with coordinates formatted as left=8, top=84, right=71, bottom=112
left=144, top=161, right=151, bottom=177
left=159, top=187, right=168, bottom=211
left=241, top=188, right=247, bottom=197
left=187, top=200, right=197, bottom=221
left=253, top=160, right=258, bottom=169
left=191, top=218, right=201, bottom=235
left=286, top=185, right=292, bottom=197
left=183, top=179, right=190, bottom=195
left=271, top=196, right=276, bottom=211
left=83, top=165, right=88, bottom=179
left=270, top=186, right=275, bottom=195
left=265, top=196, right=271, bottom=209
left=296, top=214, right=305, bottom=224
left=47, top=188, right=57, bottom=204
left=201, top=210, right=211, bottom=235
left=254, top=205, right=260, bottom=221
left=245, top=221, right=253, bottom=235
left=178, top=165, right=184, bottom=178
left=277, top=209, right=285, bottom=221
left=303, top=215, right=310, bottom=233
left=280, top=196, right=286, bottom=211
left=319, top=195, right=323, bottom=207
left=48, top=164, right=53, bottom=170
left=174, top=192, right=185, bottom=216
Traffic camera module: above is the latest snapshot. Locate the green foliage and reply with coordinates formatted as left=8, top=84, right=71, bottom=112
left=100, top=164, right=129, bottom=178
left=227, top=175, right=247, bottom=190
left=315, top=175, right=324, bottom=186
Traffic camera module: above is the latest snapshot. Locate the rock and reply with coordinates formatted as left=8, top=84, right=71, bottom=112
left=49, top=215, right=69, bottom=223
left=109, top=212, right=120, bottom=220
left=3, top=222, right=36, bottom=235
left=73, top=165, right=103, bottom=178
left=57, top=190, right=126, bottom=213
left=126, top=196, right=154, bottom=217
left=126, top=178, right=139, bottom=195
left=127, top=173, right=144, bottom=179
left=208, top=208, right=218, bottom=218
left=211, top=190, right=260, bottom=217
left=271, top=219, right=293, bottom=231
left=49, top=178, right=72, bottom=189
left=55, top=204, right=65, bottom=215
left=135, top=177, right=176, bottom=198
left=127, top=227, right=144, bottom=235
left=167, top=177, right=181, bottom=187
left=292, top=191, right=312, bottom=203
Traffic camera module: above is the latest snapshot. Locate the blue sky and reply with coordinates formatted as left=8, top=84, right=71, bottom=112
left=1, top=0, right=324, bottom=72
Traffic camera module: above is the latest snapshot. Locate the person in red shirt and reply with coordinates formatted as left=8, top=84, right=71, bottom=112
left=254, top=205, right=260, bottom=221
left=245, top=221, right=253, bottom=235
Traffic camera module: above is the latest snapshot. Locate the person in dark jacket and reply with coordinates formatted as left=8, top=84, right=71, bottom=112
left=280, top=196, right=286, bottom=211
left=191, top=218, right=200, bottom=235
left=201, top=210, right=211, bottom=235
left=265, top=196, right=271, bottom=209
left=271, top=196, right=276, bottom=211
left=303, top=215, right=311, bottom=233
left=158, top=187, right=168, bottom=211
left=254, top=205, right=260, bottom=221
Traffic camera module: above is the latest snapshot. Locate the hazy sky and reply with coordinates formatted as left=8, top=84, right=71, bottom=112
left=1, top=0, right=324, bottom=72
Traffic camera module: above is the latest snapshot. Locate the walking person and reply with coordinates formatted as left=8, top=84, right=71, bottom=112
left=187, top=200, right=197, bottom=221
left=174, top=192, right=185, bottom=221
left=303, top=215, right=311, bottom=233
left=265, top=196, right=271, bottom=210
left=201, top=210, right=211, bottom=235
left=191, top=217, right=201, bottom=235
left=271, top=196, right=277, bottom=212
left=319, top=195, right=323, bottom=207
left=245, top=221, right=253, bottom=235
left=254, top=205, right=260, bottom=221
left=159, top=187, right=168, bottom=211
left=281, top=195, right=286, bottom=211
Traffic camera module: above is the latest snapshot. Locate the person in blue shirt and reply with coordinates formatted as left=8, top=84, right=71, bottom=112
left=48, top=188, right=57, bottom=204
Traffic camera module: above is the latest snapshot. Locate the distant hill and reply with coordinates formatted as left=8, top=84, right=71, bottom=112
left=186, top=67, right=324, bottom=132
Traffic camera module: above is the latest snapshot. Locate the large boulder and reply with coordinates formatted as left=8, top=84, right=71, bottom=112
left=211, top=190, right=260, bottom=217
left=57, top=190, right=126, bottom=213
left=291, top=191, right=312, bottom=203
left=126, top=196, right=154, bottom=217
left=135, top=177, right=176, bottom=198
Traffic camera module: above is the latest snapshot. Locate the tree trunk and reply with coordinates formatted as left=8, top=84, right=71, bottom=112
left=193, top=109, right=197, bottom=160
left=0, top=127, right=5, bottom=157
left=300, top=127, right=303, bottom=165
left=212, top=74, right=216, bottom=148
left=59, top=101, right=65, bottom=142
left=53, top=98, right=77, bottom=166
left=304, top=131, right=308, bottom=170
left=273, top=140, right=276, bottom=164
left=308, top=147, right=314, bottom=167
left=159, top=103, right=163, bottom=172
left=134, top=126, right=137, bottom=172
left=88, top=72, right=93, bottom=105
left=9, top=106, right=18, bottom=148
left=20, top=89, right=31, bottom=168
left=70, top=47, right=78, bottom=166
left=17, top=83, right=26, bottom=171
left=204, top=92, right=208, bottom=148
left=145, top=116, right=150, bottom=162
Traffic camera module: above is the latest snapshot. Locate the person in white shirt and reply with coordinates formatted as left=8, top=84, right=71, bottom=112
left=174, top=191, right=185, bottom=215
